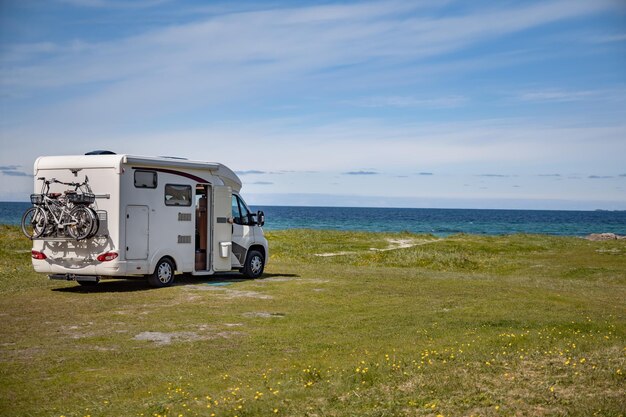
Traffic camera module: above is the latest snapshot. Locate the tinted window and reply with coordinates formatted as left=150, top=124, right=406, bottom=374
left=134, top=170, right=157, bottom=188
left=165, top=184, right=192, bottom=206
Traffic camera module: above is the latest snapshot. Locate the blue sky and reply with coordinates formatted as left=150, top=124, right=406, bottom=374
left=1, top=0, right=625, bottom=209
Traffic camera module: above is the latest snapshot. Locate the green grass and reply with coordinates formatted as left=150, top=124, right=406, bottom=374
left=0, top=225, right=624, bottom=416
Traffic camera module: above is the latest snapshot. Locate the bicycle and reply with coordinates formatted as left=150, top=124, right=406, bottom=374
left=21, top=177, right=98, bottom=240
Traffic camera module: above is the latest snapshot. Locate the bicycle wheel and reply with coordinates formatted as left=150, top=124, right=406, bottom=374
left=21, top=207, right=47, bottom=239
left=67, top=206, right=94, bottom=240
left=86, top=207, right=99, bottom=238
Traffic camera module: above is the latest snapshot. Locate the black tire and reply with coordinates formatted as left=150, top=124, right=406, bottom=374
left=148, top=257, right=175, bottom=287
left=67, top=206, right=94, bottom=240
left=242, top=250, right=264, bottom=279
left=21, top=207, right=47, bottom=239
left=86, top=207, right=99, bottom=238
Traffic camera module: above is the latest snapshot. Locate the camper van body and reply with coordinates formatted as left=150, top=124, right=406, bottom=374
left=29, top=154, right=268, bottom=285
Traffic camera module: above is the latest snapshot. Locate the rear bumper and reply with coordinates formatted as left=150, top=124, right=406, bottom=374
left=49, top=274, right=99, bottom=282
left=32, top=259, right=146, bottom=277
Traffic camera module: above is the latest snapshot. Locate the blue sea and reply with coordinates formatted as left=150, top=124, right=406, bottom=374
left=3, top=201, right=625, bottom=236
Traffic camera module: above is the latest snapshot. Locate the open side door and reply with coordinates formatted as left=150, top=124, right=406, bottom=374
left=212, top=185, right=232, bottom=272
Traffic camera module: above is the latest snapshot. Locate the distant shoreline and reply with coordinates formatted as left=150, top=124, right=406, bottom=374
left=3, top=202, right=626, bottom=237
left=0, top=200, right=624, bottom=212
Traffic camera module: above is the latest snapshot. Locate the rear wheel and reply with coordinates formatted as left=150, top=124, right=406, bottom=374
left=242, top=250, right=264, bottom=279
left=148, top=257, right=175, bottom=287
left=21, top=207, right=47, bottom=239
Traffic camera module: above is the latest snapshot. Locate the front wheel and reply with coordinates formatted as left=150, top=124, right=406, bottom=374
left=21, top=207, right=47, bottom=239
left=148, top=257, right=175, bottom=287
left=242, top=250, right=265, bottom=279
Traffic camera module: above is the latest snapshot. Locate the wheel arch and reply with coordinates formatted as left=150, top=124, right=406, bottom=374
left=150, top=253, right=179, bottom=275
left=247, top=244, right=266, bottom=261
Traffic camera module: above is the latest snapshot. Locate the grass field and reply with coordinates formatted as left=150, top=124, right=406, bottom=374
left=0, top=225, right=624, bottom=417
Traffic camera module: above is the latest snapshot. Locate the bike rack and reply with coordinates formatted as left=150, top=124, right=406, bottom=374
left=31, top=237, right=79, bottom=241
left=30, top=234, right=109, bottom=241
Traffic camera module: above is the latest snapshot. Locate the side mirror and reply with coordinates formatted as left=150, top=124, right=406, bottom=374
left=256, top=210, right=265, bottom=227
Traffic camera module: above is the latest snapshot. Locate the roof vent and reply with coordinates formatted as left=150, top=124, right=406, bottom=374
left=85, top=150, right=116, bottom=155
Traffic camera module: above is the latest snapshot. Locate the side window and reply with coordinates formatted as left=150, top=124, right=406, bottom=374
left=231, top=194, right=250, bottom=225
left=231, top=195, right=241, bottom=222
left=134, top=170, right=157, bottom=188
left=237, top=195, right=251, bottom=224
left=165, top=184, right=192, bottom=206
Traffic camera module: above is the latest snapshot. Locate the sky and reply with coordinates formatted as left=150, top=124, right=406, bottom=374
left=1, top=0, right=625, bottom=209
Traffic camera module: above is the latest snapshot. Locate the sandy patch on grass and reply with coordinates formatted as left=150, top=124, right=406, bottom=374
left=133, top=329, right=244, bottom=346
left=254, top=278, right=328, bottom=286
left=595, top=248, right=621, bottom=254
left=61, top=323, right=98, bottom=339
left=243, top=312, right=285, bottom=318
left=315, top=251, right=356, bottom=257
left=133, top=331, right=201, bottom=345
left=224, top=289, right=273, bottom=299
left=262, top=277, right=298, bottom=282
left=314, top=238, right=440, bottom=257
left=187, top=285, right=272, bottom=299
left=369, top=238, right=419, bottom=251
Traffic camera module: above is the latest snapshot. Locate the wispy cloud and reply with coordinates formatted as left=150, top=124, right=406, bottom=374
left=2, top=0, right=616, bottom=105
left=517, top=87, right=626, bottom=103
left=417, top=172, right=434, bottom=176
left=0, top=166, right=32, bottom=177
left=59, top=0, right=170, bottom=8
left=538, top=174, right=561, bottom=177
left=519, top=89, right=597, bottom=102
left=250, top=181, right=273, bottom=185
left=478, top=174, right=511, bottom=178
left=235, top=170, right=266, bottom=175
left=347, top=95, right=467, bottom=109
left=592, top=33, right=626, bottom=43
left=1, top=0, right=625, bottom=207
left=19, top=117, right=620, bottom=174
left=343, top=171, right=378, bottom=176
left=588, top=175, right=614, bottom=179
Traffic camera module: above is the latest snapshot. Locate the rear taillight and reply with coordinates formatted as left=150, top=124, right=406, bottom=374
left=31, top=250, right=47, bottom=260
left=97, top=252, right=118, bottom=262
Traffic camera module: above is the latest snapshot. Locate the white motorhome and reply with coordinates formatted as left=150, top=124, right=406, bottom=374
left=28, top=153, right=268, bottom=287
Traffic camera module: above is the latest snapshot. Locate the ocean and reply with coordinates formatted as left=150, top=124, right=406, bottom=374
left=2, top=201, right=625, bottom=236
